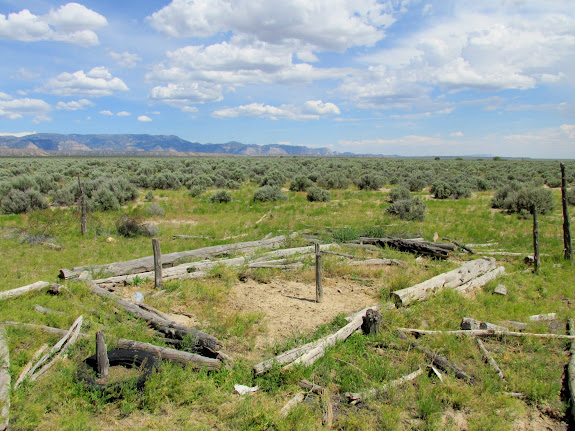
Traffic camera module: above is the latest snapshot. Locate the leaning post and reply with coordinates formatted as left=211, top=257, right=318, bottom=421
left=560, top=163, right=573, bottom=263
left=152, top=238, right=163, bottom=289
left=315, top=242, right=323, bottom=303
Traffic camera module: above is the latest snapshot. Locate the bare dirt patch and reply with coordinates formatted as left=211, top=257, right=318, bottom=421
left=228, top=276, right=380, bottom=351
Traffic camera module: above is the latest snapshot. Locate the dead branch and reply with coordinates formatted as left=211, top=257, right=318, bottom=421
left=345, top=367, right=424, bottom=404
left=476, top=338, right=505, bottom=381
left=397, top=327, right=575, bottom=340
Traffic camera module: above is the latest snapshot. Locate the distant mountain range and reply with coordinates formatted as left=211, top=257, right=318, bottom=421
left=0, top=133, right=338, bottom=156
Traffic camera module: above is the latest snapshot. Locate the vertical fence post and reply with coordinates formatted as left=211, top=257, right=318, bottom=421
left=561, top=163, right=573, bottom=263
left=533, top=206, right=541, bottom=272
left=96, top=331, right=109, bottom=381
left=152, top=238, right=163, bottom=289
left=315, top=243, right=323, bottom=303
left=78, top=175, right=86, bottom=236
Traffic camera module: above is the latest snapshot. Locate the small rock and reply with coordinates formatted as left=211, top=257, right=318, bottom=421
left=493, top=284, right=507, bottom=296
left=337, top=288, right=343, bottom=293
left=132, top=292, right=145, bottom=303
left=105, top=236, right=116, bottom=243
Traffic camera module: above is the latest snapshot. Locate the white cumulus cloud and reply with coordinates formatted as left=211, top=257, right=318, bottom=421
left=0, top=97, right=51, bottom=121
left=56, top=99, right=93, bottom=111
left=212, top=100, right=340, bottom=120
left=117, top=111, right=131, bottom=117
left=43, top=67, right=129, bottom=97
left=109, top=51, right=142, bottom=68
left=138, top=115, right=152, bottom=122
left=148, top=0, right=396, bottom=51
left=0, top=3, right=107, bottom=46
left=99, top=110, right=113, bottom=115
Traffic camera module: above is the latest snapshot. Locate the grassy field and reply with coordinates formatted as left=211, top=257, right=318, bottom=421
left=0, top=158, right=574, bottom=430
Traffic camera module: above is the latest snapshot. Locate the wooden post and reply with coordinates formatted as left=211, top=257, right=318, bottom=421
left=152, top=238, right=163, bottom=289
left=95, top=331, right=109, bottom=381
left=0, top=327, right=10, bottom=431
left=78, top=175, right=86, bottom=236
left=532, top=206, right=541, bottom=272
left=561, top=163, right=573, bottom=263
left=315, top=242, right=323, bottom=303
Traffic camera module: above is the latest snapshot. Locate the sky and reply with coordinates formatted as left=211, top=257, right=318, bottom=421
left=0, top=0, right=574, bottom=158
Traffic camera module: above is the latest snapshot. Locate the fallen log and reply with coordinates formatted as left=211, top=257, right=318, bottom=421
left=1, top=321, right=221, bottom=370
left=283, top=306, right=379, bottom=370
left=59, top=235, right=288, bottom=279
left=396, top=331, right=473, bottom=383
left=172, top=235, right=211, bottom=240
left=529, top=313, right=557, bottom=322
left=89, top=283, right=221, bottom=351
left=443, top=238, right=475, bottom=254
left=27, top=316, right=83, bottom=383
left=476, top=338, right=505, bottom=381
left=0, top=281, right=50, bottom=301
left=568, top=319, right=575, bottom=418
left=253, top=340, right=324, bottom=374
left=358, top=238, right=454, bottom=259
left=0, top=327, right=10, bottom=431
left=392, top=258, right=497, bottom=306
left=397, top=327, right=575, bottom=340
left=298, top=380, right=324, bottom=394
left=279, top=392, right=305, bottom=417
left=349, top=258, right=406, bottom=267
left=344, top=367, right=423, bottom=404
left=247, top=262, right=304, bottom=270
left=34, top=305, right=63, bottom=315
left=114, top=339, right=220, bottom=370
left=14, top=344, right=48, bottom=389
left=453, top=266, right=505, bottom=295
left=461, top=318, right=508, bottom=332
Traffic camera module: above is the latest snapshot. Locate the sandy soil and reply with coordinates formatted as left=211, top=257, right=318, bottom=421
left=227, top=276, right=380, bottom=349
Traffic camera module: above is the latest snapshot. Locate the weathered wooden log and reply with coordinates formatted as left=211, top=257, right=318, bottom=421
left=0, top=327, right=10, bottom=431
left=568, top=319, right=575, bottom=419
left=28, top=316, right=83, bottom=383
left=114, top=339, right=221, bottom=370
left=279, top=392, right=305, bottom=417
left=358, top=238, right=454, bottom=259
left=345, top=367, right=423, bottom=404
left=172, top=235, right=211, bottom=240
left=392, top=258, right=497, bottom=306
left=349, top=258, right=406, bottom=267
left=500, top=321, right=527, bottom=331
left=137, top=303, right=172, bottom=322
left=89, top=283, right=221, bottom=351
left=529, top=313, right=557, bottom=322
left=453, top=266, right=505, bottom=295
left=396, top=331, right=473, bottom=383
left=284, top=306, right=379, bottom=370
left=96, top=331, right=109, bottom=381
left=0, top=281, right=50, bottom=301
left=253, top=340, right=324, bottom=374
left=14, top=344, right=48, bottom=389
left=47, top=283, right=64, bottom=295
left=443, top=238, right=475, bottom=254
left=476, top=338, right=505, bottom=380
left=1, top=322, right=221, bottom=369
left=397, top=327, right=575, bottom=340
left=59, top=235, right=288, bottom=279
left=298, top=380, right=324, bottom=394
left=34, top=305, right=63, bottom=315
left=461, top=318, right=508, bottom=332
left=247, top=262, right=303, bottom=270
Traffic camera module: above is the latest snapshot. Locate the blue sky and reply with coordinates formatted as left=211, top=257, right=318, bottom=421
left=1, top=0, right=574, bottom=158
